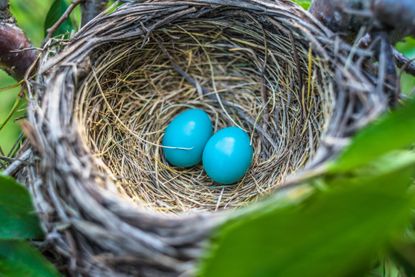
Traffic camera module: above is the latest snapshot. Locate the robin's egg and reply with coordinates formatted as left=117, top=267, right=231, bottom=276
left=162, top=109, right=213, bottom=168
left=202, top=127, right=253, bottom=185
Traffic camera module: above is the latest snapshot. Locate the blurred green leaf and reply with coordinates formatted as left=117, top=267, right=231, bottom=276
left=396, top=37, right=415, bottom=95
left=401, top=73, right=415, bottom=96
left=329, top=98, right=415, bottom=173
left=352, top=150, right=415, bottom=178
left=3, top=0, right=53, bottom=154
left=0, top=75, right=21, bottom=154
left=390, top=242, right=415, bottom=277
left=368, top=259, right=404, bottom=277
left=0, top=175, right=43, bottom=240
left=10, top=0, right=52, bottom=46
left=396, top=37, right=415, bottom=59
left=292, top=0, right=311, bottom=9
left=199, top=165, right=415, bottom=277
left=44, top=0, right=74, bottom=38
left=0, top=240, right=60, bottom=277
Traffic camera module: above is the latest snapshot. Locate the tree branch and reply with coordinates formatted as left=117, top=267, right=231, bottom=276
left=0, top=0, right=110, bottom=80
left=0, top=0, right=36, bottom=80
left=81, top=0, right=108, bottom=26
left=310, top=0, right=415, bottom=43
left=372, top=0, right=415, bottom=40
left=0, top=0, right=11, bottom=21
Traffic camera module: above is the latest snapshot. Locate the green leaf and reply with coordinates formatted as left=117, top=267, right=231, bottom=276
left=395, top=37, right=415, bottom=95
left=390, top=242, right=415, bottom=276
left=0, top=175, right=43, bottom=240
left=44, top=0, right=74, bottom=38
left=396, top=37, right=415, bottom=59
left=329, top=98, right=415, bottom=173
left=292, top=0, right=311, bottom=9
left=0, top=240, right=60, bottom=277
left=352, top=150, right=415, bottom=177
left=199, top=166, right=415, bottom=277
left=368, top=259, right=404, bottom=277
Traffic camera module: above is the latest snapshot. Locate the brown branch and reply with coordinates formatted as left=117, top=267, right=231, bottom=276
left=310, top=0, right=415, bottom=43
left=81, top=0, right=108, bottom=26
left=372, top=0, right=415, bottom=40
left=0, top=0, right=36, bottom=80
left=0, top=0, right=11, bottom=21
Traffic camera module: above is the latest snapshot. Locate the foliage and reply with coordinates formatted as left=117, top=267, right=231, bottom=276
left=0, top=240, right=60, bottom=277
left=200, top=169, right=414, bottom=277
left=200, top=98, right=415, bottom=276
left=10, top=0, right=55, bottom=45
left=0, top=0, right=47, bottom=154
left=329, top=97, right=415, bottom=172
left=0, top=1, right=78, bottom=273
left=292, top=0, right=311, bottom=9
left=0, top=175, right=43, bottom=239
left=0, top=175, right=59, bottom=276
left=396, top=37, right=415, bottom=58
left=1, top=0, right=80, bottom=154
left=44, top=0, right=75, bottom=37
left=397, top=37, right=415, bottom=95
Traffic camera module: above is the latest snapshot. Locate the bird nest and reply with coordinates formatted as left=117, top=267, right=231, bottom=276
left=15, top=0, right=390, bottom=276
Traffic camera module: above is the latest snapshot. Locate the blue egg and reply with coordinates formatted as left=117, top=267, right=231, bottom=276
left=202, top=127, right=253, bottom=185
left=162, top=109, right=213, bottom=168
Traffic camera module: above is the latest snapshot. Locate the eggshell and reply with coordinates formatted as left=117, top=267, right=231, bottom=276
left=162, top=109, right=213, bottom=168
left=202, top=127, right=253, bottom=184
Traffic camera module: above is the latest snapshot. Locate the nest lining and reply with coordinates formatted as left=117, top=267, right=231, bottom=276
left=76, top=18, right=333, bottom=213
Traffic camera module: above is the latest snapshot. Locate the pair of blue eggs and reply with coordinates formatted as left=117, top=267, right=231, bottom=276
left=162, top=109, right=253, bottom=185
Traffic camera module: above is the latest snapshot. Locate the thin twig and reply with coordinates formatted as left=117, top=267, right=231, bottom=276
left=43, top=0, right=83, bottom=45
left=3, top=149, right=31, bottom=176
left=393, top=48, right=415, bottom=76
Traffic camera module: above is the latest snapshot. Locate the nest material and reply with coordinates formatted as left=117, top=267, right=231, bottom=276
left=77, top=19, right=332, bottom=213
left=15, top=0, right=391, bottom=276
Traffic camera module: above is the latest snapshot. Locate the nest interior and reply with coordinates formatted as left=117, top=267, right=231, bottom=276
left=76, top=15, right=334, bottom=214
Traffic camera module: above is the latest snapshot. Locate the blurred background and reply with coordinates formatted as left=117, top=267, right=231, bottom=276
left=0, top=0, right=81, bottom=154
left=0, top=0, right=414, bottom=154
